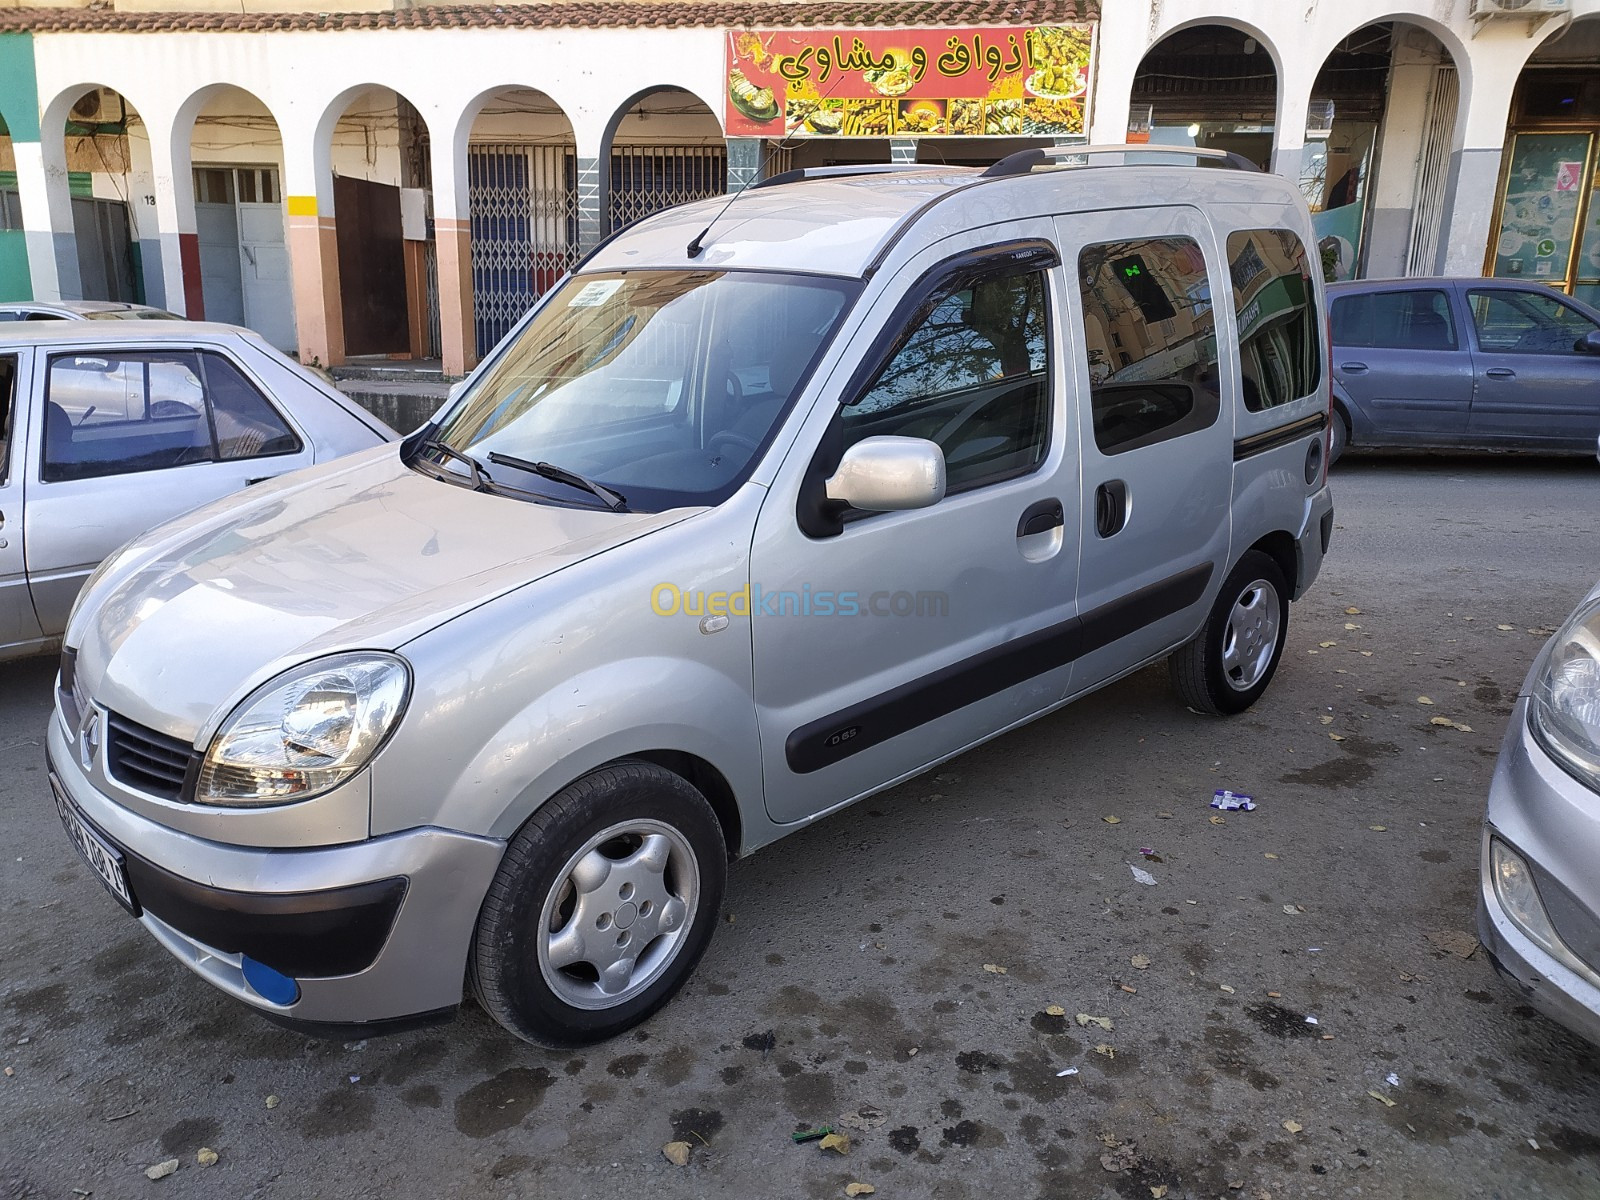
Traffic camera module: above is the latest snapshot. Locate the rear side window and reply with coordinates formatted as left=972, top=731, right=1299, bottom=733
left=1226, top=230, right=1322, bottom=412
left=42, top=350, right=299, bottom=482
left=1076, top=236, right=1220, bottom=455
left=200, top=352, right=300, bottom=459
left=1331, top=288, right=1458, bottom=353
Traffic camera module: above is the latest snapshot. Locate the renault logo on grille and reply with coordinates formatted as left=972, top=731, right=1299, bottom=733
left=78, top=709, right=101, bottom=772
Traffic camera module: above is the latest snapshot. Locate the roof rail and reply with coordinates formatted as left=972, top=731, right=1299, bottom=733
left=750, top=163, right=936, bottom=190
left=981, top=143, right=1261, bottom=178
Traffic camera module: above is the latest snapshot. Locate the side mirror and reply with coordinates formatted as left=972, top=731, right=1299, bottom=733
left=446, top=379, right=468, bottom=403
left=825, top=436, right=946, bottom=513
left=1577, top=329, right=1600, bottom=355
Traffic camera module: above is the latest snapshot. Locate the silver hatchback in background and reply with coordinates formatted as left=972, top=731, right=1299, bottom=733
left=0, top=323, right=396, bottom=662
left=1480, top=579, right=1600, bottom=1046
left=48, top=147, right=1334, bottom=1046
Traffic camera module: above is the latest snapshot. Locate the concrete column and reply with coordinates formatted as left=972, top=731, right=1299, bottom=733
left=11, top=139, right=72, bottom=300
left=429, top=112, right=475, bottom=377
left=1085, top=0, right=1145, bottom=146
left=1271, top=77, right=1310, bottom=181
left=1434, top=41, right=1523, bottom=278
left=726, top=137, right=762, bottom=191
left=1363, top=36, right=1442, bottom=279
left=280, top=117, right=344, bottom=368
left=144, top=113, right=197, bottom=316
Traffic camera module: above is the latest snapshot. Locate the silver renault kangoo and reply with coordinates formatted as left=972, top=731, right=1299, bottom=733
left=49, top=147, right=1334, bottom=1045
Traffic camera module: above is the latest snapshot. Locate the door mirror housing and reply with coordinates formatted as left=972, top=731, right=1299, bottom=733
left=825, top=436, right=946, bottom=513
left=446, top=379, right=468, bottom=403
left=1576, top=329, right=1600, bottom=355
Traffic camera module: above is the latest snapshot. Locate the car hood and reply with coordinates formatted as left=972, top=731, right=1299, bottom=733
left=74, top=450, right=699, bottom=740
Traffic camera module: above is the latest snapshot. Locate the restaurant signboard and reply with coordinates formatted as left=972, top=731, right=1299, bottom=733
left=724, top=25, right=1096, bottom=139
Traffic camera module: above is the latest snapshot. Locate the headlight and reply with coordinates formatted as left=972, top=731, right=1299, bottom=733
left=196, top=653, right=410, bottom=806
left=1530, top=596, right=1600, bottom=791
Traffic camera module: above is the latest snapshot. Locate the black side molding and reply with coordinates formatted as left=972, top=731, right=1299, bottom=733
left=785, top=563, right=1213, bottom=774
left=1234, top=412, right=1327, bottom=461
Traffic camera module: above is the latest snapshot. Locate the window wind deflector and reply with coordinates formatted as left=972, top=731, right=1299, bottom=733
left=488, top=452, right=629, bottom=512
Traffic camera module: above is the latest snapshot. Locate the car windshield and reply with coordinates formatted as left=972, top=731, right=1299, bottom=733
left=421, top=269, right=857, bottom=511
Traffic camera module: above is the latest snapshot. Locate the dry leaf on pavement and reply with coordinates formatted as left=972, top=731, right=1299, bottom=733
left=1076, top=1013, right=1114, bottom=1031
left=982, top=963, right=1008, bottom=975
left=1282, top=1119, right=1303, bottom=1134
left=846, top=1185, right=876, bottom=1197
left=1425, top=930, right=1479, bottom=959
left=819, top=1132, right=852, bottom=1155
left=144, top=1160, right=180, bottom=1181
left=663, top=1141, right=691, bottom=1167
left=196, top=1148, right=218, bottom=1168
left=1367, top=1090, right=1396, bottom=1108
left=1130, top=954, right=1151, bottom=970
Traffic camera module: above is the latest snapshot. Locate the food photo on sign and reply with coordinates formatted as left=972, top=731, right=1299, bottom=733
left=723, top=26, right=1095, bottom=139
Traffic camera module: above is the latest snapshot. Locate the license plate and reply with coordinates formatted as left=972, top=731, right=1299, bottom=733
left=51, top=776, right=138, bottom=914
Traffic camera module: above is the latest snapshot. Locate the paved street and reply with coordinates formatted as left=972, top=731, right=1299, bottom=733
left=3, top=454, right=1600, bottom=1200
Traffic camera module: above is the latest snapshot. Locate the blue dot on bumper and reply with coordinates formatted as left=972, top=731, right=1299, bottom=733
left=242, top=956, right=301, bottom=1006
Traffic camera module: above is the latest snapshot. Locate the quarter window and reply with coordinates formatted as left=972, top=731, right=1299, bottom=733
left=1467, top=288, right=1600, bottom=354
left=843, top=265, right=1051, bottom=493
left=1077, top=236, right=1220, bottom=454
left=42, top=350, right=299, bottom=482
left=1227, top=230, right=1321, bottom=411
left=1331, top=289, right=1457, bottom=352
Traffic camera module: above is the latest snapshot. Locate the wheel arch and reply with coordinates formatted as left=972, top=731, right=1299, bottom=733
left=626, top=750, right=743, bottom=862
left=1244, top=531, right=1297, bottom=598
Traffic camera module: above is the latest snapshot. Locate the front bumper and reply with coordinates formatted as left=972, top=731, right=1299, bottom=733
left=48, top=715, right=505, bottom=1027
left=1477, top=695, right=1600, bottom=1049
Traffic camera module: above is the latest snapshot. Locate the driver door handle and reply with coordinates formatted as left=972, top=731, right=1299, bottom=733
left=1485, top=367, right=1516, bottom=379
left=1339, top=362, right=1368, bottom=374
left=1017, top=498, right=1064, bottom=538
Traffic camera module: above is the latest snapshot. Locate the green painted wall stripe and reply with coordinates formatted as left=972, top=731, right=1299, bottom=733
left=0, top=33, right=40, bottom=143
left=0, top=231, right=31, bottom=300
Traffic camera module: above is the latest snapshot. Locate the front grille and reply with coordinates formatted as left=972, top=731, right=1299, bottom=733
left=105, top=712, right=196, bottom=801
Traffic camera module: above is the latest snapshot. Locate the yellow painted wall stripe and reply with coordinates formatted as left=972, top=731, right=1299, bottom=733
left=286, top=195, right=318, bottom=217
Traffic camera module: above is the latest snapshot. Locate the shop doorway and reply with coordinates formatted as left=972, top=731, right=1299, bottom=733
left=194, top=166, right=294, bottom=350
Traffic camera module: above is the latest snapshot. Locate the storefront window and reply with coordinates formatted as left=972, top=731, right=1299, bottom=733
left=1491, top=132, right=1594, bottom=285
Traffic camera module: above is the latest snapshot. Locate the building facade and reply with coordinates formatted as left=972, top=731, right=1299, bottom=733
left=0, top=0, right=1596, bottom=377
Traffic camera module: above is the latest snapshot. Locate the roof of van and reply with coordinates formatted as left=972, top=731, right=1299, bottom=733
left=584, top=159, right=1305, bottom=280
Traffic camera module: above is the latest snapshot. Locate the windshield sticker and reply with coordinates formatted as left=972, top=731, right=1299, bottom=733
left=568, top=280, right=624, bottom=308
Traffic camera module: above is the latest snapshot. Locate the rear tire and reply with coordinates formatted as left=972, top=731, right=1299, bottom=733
left=1170, top=550, right=1290, bottom=716
left=1328, top=408, right=1349, bottom=465
left=470, top=761, right=726, bottom=1047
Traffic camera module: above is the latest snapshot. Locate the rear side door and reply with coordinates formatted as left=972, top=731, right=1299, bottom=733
left=1464, top=285, right=1600, bottom=448
left=1054, top=207, right=1233, bottom=690
left=1328, top=286, right=1473, bottom=444
left=0, top=346, right=44, bottom=655
left=23, top=342, right=315, bottom=635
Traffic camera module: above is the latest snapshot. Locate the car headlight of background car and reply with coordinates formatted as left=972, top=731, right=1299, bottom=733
left=195, top=652, right=411, bottom=805
left=1530, top=596, right=1600, bottom=792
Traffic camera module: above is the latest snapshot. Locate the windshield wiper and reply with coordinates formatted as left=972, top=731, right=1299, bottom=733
left=414, top=438, right=495, bottom=492
left=488, top=452, right=629, bottom=512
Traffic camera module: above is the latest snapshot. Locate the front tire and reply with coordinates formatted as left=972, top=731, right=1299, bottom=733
left=1170, top=550, right=1290, bottom=716
left=470, top=761, right=726, bottom=1047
